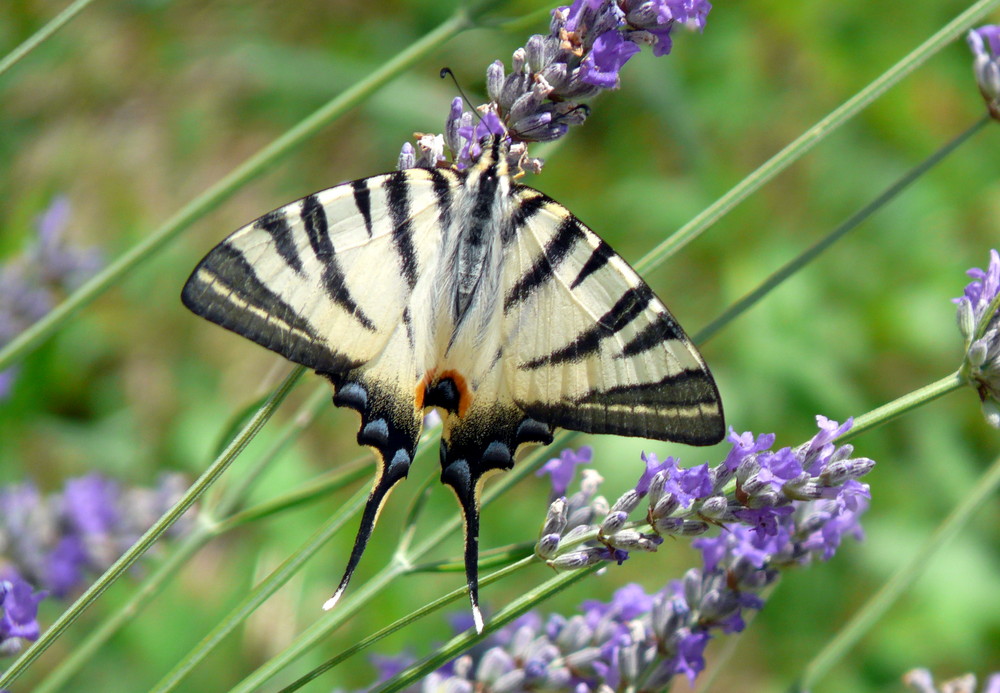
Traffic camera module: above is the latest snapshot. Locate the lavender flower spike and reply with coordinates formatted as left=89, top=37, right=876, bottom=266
left=400, top=0, right=712, bottom=172
left=968, top=26, right=1000, bottom=119
left=954, top=249, right=1000, bottom=427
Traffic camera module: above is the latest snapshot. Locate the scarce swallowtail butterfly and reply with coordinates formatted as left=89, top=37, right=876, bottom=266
left=182, top=137, right=724, bottom=632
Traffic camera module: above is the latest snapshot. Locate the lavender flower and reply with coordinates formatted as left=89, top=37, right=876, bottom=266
left=0, top=196, right=102, bottom=399
left=904, top=668, right=1000, bottom=693
left=536, top=417, right=873, bottom=570
left=968, top=26, right=1000, bottom=119
left=954, top=249, right=1000, bottom=427
left=358, top=449, right=870, bottom=692
left=0, top=473, right=192, bottom=604
left=0, top=570, right=46, bottom=655
left=402, top=0, right=712, bottom=171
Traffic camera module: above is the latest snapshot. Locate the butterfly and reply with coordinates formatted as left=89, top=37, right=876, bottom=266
left=182, top=137, right=724, bottom=632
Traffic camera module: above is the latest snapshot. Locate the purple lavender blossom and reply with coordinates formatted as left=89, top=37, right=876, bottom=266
left=537, top=446, right=593, bottom=498
left=0, top=196, right=102, bottom=400
left=537, top=417, right=872, bottom=576
left=0, top=473, right=192, bottom=608
left=954, top=249, right=1000, bottom=427
left=357, top=461, right=868, bottom=693
left=401, top=0, right=712, bottom=171
left=968, top=26, right=1000, bottom=119
left=0, top=570, right=47, bottom=655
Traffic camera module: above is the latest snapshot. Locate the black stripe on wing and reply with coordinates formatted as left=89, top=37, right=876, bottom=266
left=256, top=210, right=303, bottom=274
left=181, top=242, right=359, bottom=374
left=504, top=216, right=584, bottom=312
left=351, top=179, right=374, bottom=237
left=384, top=172, right=419, bottom=290
left=521, top=285, right=660, bottom=369
left=301, top=194, right=377, bottom=332
left=522, top=368, right=724, bottom=446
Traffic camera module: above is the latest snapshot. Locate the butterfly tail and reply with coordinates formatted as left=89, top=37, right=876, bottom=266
left=323, top=450, right=412, bottom=611
left=323, top=375, right=422, bottom=611
left=441, top=461, right=486, bottom=634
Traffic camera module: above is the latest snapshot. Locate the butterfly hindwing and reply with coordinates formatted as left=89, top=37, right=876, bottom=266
left=501, top=187, right=724, bottom=446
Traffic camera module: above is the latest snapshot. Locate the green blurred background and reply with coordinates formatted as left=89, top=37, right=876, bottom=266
left=1, top=0, right=998, bottom=690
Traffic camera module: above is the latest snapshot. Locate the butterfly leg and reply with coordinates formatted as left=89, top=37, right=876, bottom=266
left=322, top=375, right=422, bottom=611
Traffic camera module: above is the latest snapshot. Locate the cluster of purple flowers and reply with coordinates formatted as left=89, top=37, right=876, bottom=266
left=968, top=26, right=1000, bottom=119
left=0, top=196, right=102, bottom=399
left=905, top=668, right=1000, bottom=693
left=358, top=418, right=873, bottom=690
left=954, top=249, right=1000, bottom=427
left=400, top=0, right=711, bottom=172
left=537, top=417, right=872, bottom=571
left=0, top=473, right=191, bottom=654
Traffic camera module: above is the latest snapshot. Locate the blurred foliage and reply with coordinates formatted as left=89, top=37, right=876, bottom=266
left=1, top=0, right=999, bottom=691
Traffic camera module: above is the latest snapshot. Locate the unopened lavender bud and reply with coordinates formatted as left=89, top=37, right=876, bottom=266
left=600, top=510, right=629, bottom=535
left=493, top=673, right=526, bottom=692
left=699, top=588, right=741, bottom=623
left=478, top=648, right=516, bottom=681
left=540, top=497, right=568, bottom=536
left=957, top=297, right=975, bottom=340
left=610, top=489, right=641, bottom=515
left=563, top=646, right=603, bottom=669
left=698, top=495, right=731, bottom=521
left=605, top=530, right=661, bottom=552
left=566, top=506, right=595, bottom=528
left=562, top=524, right=595, bottom=544
left=983, top=399, right=1000, bottom=428
left=511, top=46, right=527, bottom=74
left=647, top=471, right=668, bottom=505
left=969, top=337, right=989, bottom=367
left=536, top=533, right=561, bottom=558
left=397, top=142, right=415, bottom=170
left=549, top=548, right=606, bottom=569
left=650, top=494, right=678, bottom=519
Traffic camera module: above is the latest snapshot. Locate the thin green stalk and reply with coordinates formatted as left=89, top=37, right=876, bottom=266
left=151, top=487, right=368, bottom=693
left=205, top=382, right=333, bottom=520
left=0, top=366, right=303, bottom=690
left=0, top=8, right=475, bottom=373
left=276, top=557, right=536, bottom=693
left=634, top=0, right=1000, bottom=275
left=838, top=371, right=965, bottom=443
left=374, top=566, right=599, bottom=693
left=0, top=0, right=96, bottom=79
left=791, top=451, right=1000, bottom=692
left=33, top=526, right=213, bottom=693
left=696, top=115, right=993, bottom=344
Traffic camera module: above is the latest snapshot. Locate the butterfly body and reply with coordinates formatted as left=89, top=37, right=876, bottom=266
left=183, top=139, right=723, bottom=631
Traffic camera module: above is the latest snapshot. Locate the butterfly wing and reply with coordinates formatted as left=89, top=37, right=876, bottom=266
left=501, top=186, right=725, bottom=446
left=182, top=167, right=463, bottom=607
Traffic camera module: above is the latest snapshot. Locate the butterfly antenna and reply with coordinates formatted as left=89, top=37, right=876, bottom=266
left=322, top=457, right=411, bottom=611
left=439, top=67, right=481, bottom=121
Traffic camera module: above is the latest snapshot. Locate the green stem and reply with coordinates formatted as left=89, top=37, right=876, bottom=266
left=696, top=115, right=993, bottom=344
left=275, top=557, right=536, bottom=693
left=373, top=566, right=599, bottom=693
left=0, top=8, right=473, bottom=373
left=0, top=366, right=303, bottom=689
left=0, top=0, right=97, bottom=78
left=791, top=451, right=1000, bottom=692
left=634, top=0, right=1000, bottom=275
left=32, top=526, right=212, bottom=693
left=150, top=487, right=368, bottom=693
left=838, top=371, right=965, bottom=443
